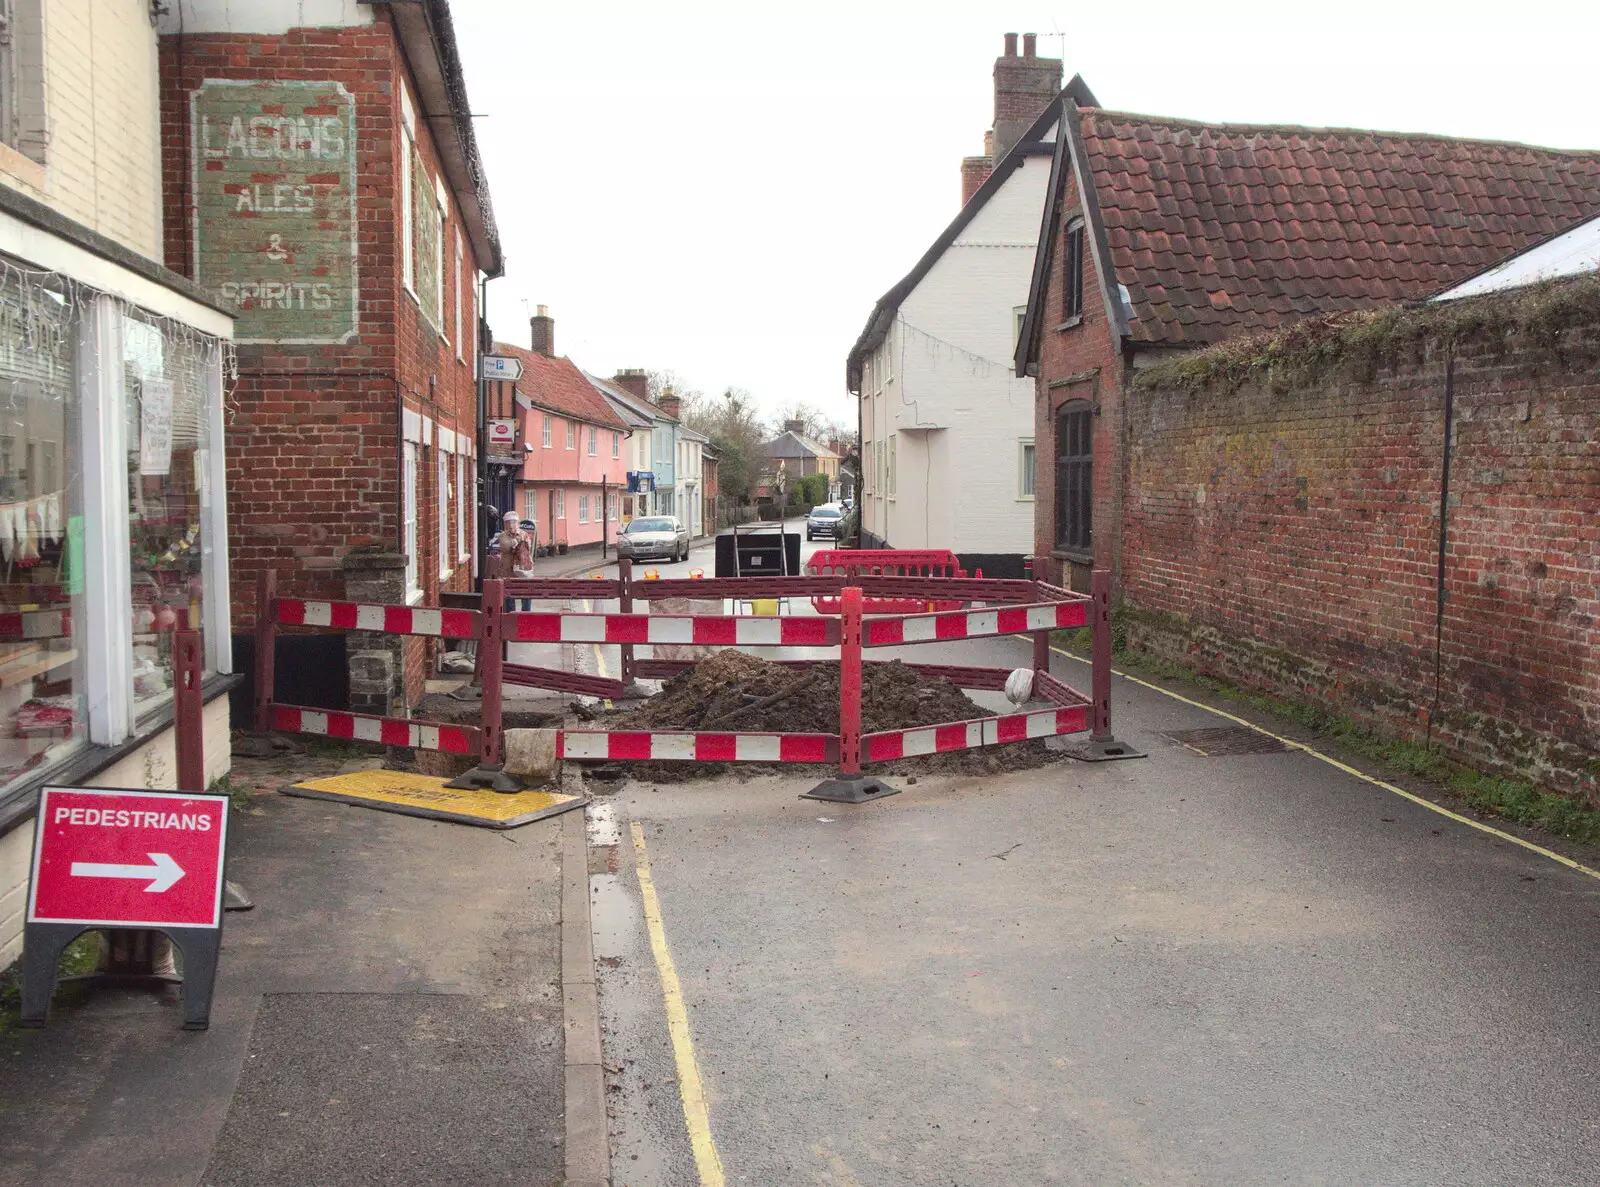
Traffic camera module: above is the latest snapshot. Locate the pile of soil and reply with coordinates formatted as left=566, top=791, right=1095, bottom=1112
left=597, top=650, right=1064, bottom=782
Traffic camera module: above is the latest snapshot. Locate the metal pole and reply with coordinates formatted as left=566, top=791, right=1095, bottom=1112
left=480, top=577, right=504, bottom=766
left=601, top=475, right=608, bottom=559
left=174, top=629, right=204, bottom=792
left=617, top=556, right=635, bottom=684
left=839, top=585, right=863, bottom=777
left=253, top=568, right=277, bottom=736
left=1091, top=568, right=1112, bottom=741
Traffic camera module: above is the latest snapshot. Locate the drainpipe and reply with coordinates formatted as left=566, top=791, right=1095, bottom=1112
left=476, top=272, right=496, bottom=585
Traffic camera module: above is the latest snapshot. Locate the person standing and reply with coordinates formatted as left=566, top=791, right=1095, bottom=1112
left=497, top=511, right=534, bottom=574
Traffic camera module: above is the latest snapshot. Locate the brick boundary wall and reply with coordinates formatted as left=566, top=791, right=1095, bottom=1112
left=1123, top=332, right=1600, bottom=803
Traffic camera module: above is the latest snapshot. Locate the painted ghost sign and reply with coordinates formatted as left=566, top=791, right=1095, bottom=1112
left=190, top=81, right=359, bottom=343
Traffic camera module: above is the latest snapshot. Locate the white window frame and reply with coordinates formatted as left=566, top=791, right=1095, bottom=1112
left=432, top=175, right=448, bottom=338
left=542, top=413, right=552, bottom=448
left=452, top=230, right=463, bottom=358
left=611, top=431, right=620, bottom=459
left=556, top=488, right=566, bottom=520
left=1018, top=438, right=1035, bottom=500
left=578, top=493, right=589, bottom=524
left=1013, top=305, right=1028, bottom=351
left=402, top=441, right=420, bottom=601
left=455, top=449, right=469, bottom=562
left=437, top=447, right=450, bottom=578
left=587, top=425, right=597, bottom=456
left=565, top=421, right=575, bottom=450
left=400, top=88, right=416, bottom=298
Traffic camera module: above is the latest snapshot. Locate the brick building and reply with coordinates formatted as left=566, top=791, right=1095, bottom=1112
left=157, top=0, right=502, bottom=714
left=1014, top=95, right=1600, bottom=591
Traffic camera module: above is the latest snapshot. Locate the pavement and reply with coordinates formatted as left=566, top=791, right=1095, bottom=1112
left=590, top=629, right=1600, bottom=1185
left=0, top=750, right=568, bottom=1187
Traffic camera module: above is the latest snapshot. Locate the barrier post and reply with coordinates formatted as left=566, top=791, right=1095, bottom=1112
left=444, top=576, right=522, bottom=792
left=802, top=585, right=898, bottom=804
left=1062, top=567, right=1145, bottom=762
left=252, top=568, right=277, bottom=736
left=617, top=556, right=636, bottom=685
left=175, top=629, right=205, bottom=792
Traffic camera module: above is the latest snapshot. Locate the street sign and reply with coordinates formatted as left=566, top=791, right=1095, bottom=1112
left=487, top=418, right=516, bottom=448
left=481, top=355, right=523, bottom=382
left=28, top=786, right=229, bottom=929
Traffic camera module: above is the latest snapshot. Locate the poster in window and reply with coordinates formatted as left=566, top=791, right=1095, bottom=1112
left=139, top=380, right=174, bottom=477
left=190, top=80, right=359, bottom=343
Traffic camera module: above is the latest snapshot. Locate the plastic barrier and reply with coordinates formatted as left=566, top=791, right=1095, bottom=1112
left=806, top=548, right=969, bottom=615
left=252, top=560, right=1135, bottom=802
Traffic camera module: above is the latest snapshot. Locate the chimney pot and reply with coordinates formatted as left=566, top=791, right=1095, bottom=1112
left=613, top=368, right=649, bottom=403
left=1003, top=32, right=1018, bottom=56
left=1023, top=33, right=1037, bottom=57
left=530, top=306, right=555, bottom=357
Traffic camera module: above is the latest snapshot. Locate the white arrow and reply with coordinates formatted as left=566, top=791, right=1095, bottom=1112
left=70, top=852, right=186, bottom=893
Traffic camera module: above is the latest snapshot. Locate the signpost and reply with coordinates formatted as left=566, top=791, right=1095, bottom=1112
left=481, top=355, right=524, bottom=382
left=21, top=786, right=229, bottom=1030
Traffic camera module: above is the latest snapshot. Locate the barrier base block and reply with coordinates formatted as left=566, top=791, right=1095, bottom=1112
left=801, top=775, right=901, bottom=805
left=443, top=762, right=524, bottom=793
left=1056, top=735, right=1147, bottom=762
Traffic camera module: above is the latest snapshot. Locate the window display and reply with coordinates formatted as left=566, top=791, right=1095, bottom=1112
left=0, top=271, right=83, bottom=793
left=123, top=313, right=213, bottom=718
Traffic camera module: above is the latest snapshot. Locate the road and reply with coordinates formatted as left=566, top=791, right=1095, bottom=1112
left=574, top=556, right=1600, bottom=1185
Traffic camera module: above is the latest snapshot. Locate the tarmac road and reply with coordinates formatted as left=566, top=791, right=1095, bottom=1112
left=590, top=627, right=1600, bottom=1185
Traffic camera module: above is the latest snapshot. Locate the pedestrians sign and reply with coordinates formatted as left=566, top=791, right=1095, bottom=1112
left=481, top=355, right=523, bottom=382
left=28, top=787, right=229, bottom=928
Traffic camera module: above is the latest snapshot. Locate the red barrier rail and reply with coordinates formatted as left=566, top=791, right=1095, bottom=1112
left=807, top=548, right=969, bottom=615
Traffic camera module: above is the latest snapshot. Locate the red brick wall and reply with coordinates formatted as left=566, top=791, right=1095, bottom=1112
left=1030, top=169, right=1127, bottom=589
left=160, top=14, right=484, bottom=707
left=1123, top=346, right=1600, bottom=802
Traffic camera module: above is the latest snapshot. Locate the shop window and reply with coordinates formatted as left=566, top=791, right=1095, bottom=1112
left=123, top=313, right=216, bottom=719
left=1055, top=401, right=1093, bottom=552
left=0, top=270, right=82, bottom=792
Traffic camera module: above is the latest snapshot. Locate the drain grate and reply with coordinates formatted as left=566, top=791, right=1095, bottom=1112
left=1162, top=726, right=1290, bottom=756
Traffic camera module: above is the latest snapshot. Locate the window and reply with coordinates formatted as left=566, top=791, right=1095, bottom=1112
left=437, top=449, right=450, bottom=577
left=1019, top=439, right=1035, bottom=499
left=455, top=450, right=469, bottom=562
left=400, top=90, right=415, bottom=295
left=888, top=435, right=896, bottom=496
left=1063, top=218, right=1085, bottom=321
left=578, top=494, right=589, bottom=523
left=414, top=154, right=443, bottom=329
left=556, top=488, right=565, bottom=519
left=542, top=414, right=552, bottom=448
left=587, top=426, right=597, bottom=456
left=611, top=431, right=620, bottom=459
left=566, top=422, right=575, bottom=450
left=609, top=493, right=618, bottom=520
left=1055, top=402, right=1093, bottom=552
left=402, top=441, right=420, bottom=597
left=453, top=230, right=464, bottom=360
left=1013, top=305, right=1028, bottom=349
left=881, top=338, right=891, bottom=384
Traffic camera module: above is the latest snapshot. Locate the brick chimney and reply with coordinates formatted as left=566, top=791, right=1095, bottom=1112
left=613, top=368, right=648, bottom=402
left=784, top=418, right=806, bottom=435
left=530, top=304, right=555, bottom=357
left=658, top=391, right=682, bottom=419
left=961, top=33, right=1062, bottom=206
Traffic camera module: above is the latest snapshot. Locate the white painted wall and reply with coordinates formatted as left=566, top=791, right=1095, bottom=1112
left=0, top=0, right=166, bottom=261
left=0, top=693, right=231, bottom=967
left=859, top=137, right=1052, bottom=556
left=157, top=0, right=373, bottom=36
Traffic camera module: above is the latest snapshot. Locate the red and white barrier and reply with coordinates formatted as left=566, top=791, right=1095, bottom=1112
left=508, top=611, right=838, bottom=647
left=863, top=599, right=1086, bottom=647
left=559, top=730, right=836, bottom=763
left=276, top=598, right=479, bottom=639
left=863, top=705, right=1088, bottom=762
left=271, top=706, right=478, bottom=754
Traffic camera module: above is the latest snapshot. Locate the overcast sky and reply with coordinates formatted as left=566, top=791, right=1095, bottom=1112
left=452, top=0, right=1599, bottom=424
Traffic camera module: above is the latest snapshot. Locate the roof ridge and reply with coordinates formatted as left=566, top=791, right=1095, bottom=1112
left=1084, top=107, right=1600, bottom=157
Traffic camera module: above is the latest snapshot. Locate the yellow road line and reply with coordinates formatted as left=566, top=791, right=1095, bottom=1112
left=1048, top=645, right=1600, bottom=882
left=630, top=820, right=726, bottom=1186
left=583, top=597, right=614, bottom=709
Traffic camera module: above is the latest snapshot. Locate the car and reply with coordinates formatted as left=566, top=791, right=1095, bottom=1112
left=806, top=504, right=844, bottom=541
left=617, top=515, right=691, bottom=562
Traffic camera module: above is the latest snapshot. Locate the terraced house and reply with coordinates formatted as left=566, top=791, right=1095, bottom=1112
left=157, top=0, right=502, bottom=716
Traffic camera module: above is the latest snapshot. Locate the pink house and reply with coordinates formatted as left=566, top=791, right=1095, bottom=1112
left=494, top=339, right=632, bottom=554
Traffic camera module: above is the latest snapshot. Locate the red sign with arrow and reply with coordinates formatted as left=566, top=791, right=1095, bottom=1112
left=28, top=787, right=229, bottom=929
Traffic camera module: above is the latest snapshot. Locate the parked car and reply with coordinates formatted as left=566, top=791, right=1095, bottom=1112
left=617, top=515, right=691, bottom=562
left=806, top=504, right=844, bottom=541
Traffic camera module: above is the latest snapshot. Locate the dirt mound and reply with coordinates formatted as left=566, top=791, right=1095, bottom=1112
left=602, top=650, right=1063, bottom=782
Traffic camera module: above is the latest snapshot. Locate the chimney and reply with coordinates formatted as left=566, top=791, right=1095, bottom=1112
left=613, top=368, right=648, bottom=402
left=961, top=156, right=994, bottom=206
left=992, top=32, right=1061, bottom=162
left=658, top=391, right=682, bottom=419
left=784, top=418, right=806, bottom=435
left=530, top=304, right=555, bottom=357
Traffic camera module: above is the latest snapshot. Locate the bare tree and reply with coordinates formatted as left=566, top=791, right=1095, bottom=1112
left=686, top=387, right=768, bottom=503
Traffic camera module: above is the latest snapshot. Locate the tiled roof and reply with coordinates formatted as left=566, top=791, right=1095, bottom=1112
left=764, top=430, right=838, bottom=460
left=494, top=344, right=631, bottom=430
left=1077, top=110, right=1600, bottom=344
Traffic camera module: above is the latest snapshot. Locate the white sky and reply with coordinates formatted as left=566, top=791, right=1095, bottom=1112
left=453, top=0, right=1600, bottom=423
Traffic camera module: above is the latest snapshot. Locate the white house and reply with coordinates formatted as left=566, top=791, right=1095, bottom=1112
left=847, top=41, right=1096, bottom=577
left=676, top=425, right=709, bottom=537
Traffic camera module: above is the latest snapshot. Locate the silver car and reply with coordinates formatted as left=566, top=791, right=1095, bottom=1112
left=617, top=515, right=691, bottom=562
